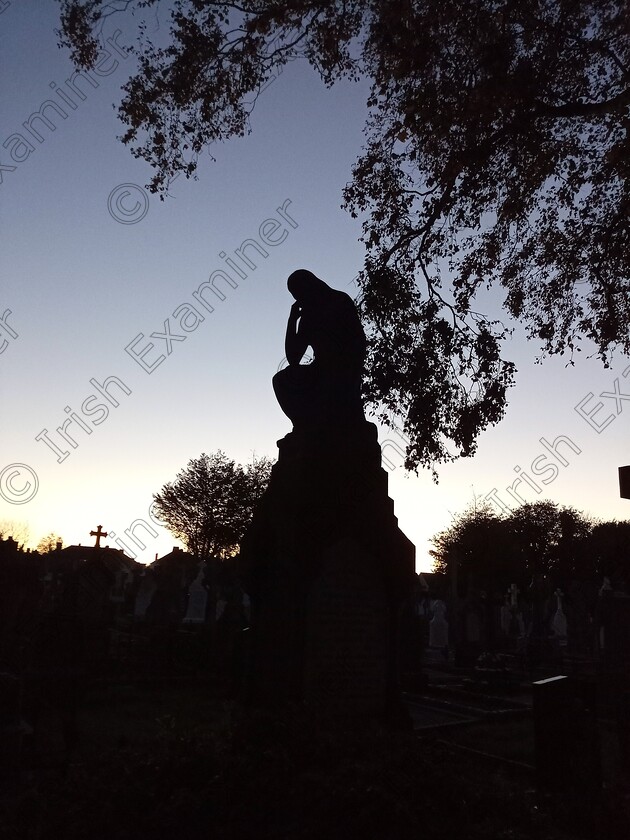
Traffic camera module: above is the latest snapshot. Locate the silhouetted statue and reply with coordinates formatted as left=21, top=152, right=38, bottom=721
left=272, top=270, right=366, bottom=430
left=240, top=268, right=416, bottom=725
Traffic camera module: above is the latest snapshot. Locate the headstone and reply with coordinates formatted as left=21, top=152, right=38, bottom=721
left=619, top=691, right=630, bottom=770
left=466, top=609, right=481, bottom=643
left=183, top=566, right=208, bottom=624
left=607, top=593, right=630, bottom=673
left=134, top=573, right=157, bottom=620
left=533, top=675, right=601, bottom=824
left=500, top=595, right=512, bottom=635
left=216, top=598, right=227, bottom=622
left=0, top=672, right=28, bottom=784
left=242, top=592, right=251, bottom=623
left=551, top=589, right=568, bottom=645
left=526, top=574, right=555, bottom=666
left=566, top=580, right=594, bottom=658
left=398, top=580, right=428, bottom=690
left=596, top=577, right=614, bottom=656
left=429, top=599, right=448, bottom=649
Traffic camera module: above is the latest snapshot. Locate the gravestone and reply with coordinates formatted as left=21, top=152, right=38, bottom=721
left=551, top=589, right=568, bottom=646
left=566, top=580, right=594, bottom=658
left=429, top=600, right=448, bottom=649
left=134, top=573, right=157, bottom=620
left=526, top=574, right=556, bottom=666
left=606, top=592, right=630, bottom=673
left=507, top=583, right=523, bottom=642
left=465, top=608, right=481, bottom=643
left=596, top=577, right=614, bottom=659
left=500, top=595, right=512, bottom=636
left=0, top=671, right=28, bottom=785
left=398, top=578, right=428, bottom=691
left=183, top=565, right=208, bottom=624
left=239, top=271, right=415, bottom=724
left=533, top=675, right=601, bottom=824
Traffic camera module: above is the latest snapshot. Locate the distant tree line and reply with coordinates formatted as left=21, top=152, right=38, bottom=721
left=430, top=500, right=630, bottom=595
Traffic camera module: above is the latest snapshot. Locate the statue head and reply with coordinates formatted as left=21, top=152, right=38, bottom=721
left=287, top=269, right=328, bottom=306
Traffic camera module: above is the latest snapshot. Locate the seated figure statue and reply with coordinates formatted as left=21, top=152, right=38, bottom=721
left=272, top=270, right=366, bottom=431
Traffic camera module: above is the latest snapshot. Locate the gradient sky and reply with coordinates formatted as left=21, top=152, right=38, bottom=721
left=1, top=2, right=629, bottom=570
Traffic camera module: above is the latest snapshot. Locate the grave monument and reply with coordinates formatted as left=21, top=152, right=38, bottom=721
left=239, top=270, right=415, bottom=723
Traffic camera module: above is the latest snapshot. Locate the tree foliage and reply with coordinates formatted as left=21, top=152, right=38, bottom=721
left=430, top=499, right=518, bottom=592
left=0, top=520, right=31, bottom=549
left=432, top=499, right=630, bottom=592
left=152, top=451, right=273, bottom=559
left=586, top=519, right=630, bottom=585
left=36, top=533, right=63, bottom=553
left=58, top=1, right=630, bottom=472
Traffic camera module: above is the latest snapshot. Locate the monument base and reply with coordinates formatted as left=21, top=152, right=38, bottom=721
left=239, top=421, right=416, bottom=725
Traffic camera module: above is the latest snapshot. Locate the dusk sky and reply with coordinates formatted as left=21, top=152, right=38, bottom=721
left=2, top=2, right=629, bottom=570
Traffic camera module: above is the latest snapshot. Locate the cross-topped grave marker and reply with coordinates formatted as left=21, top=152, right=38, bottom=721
left=90, top=524, right=108, bottom=548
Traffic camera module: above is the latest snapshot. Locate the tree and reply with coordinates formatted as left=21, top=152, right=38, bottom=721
left=58, top=1, right=630, bottom=473
left=36, top=533, right=64, bottom=553
left=586, top=519, right=630, bottom=587
left=431, top=499, right=595, bottom=592
left=0, top=520, right=31, bottom=549
left=152, top=451, right=273, bottom=559
left=508, top=501, right=593, bottom=583
left=430, top=498, right=521, bottom=594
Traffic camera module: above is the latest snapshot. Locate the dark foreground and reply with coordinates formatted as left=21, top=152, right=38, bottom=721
left=1, top=680, right=628, bottom=840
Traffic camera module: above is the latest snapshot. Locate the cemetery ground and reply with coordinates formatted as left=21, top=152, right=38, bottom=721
left=2, top=671, right=628, bottom=840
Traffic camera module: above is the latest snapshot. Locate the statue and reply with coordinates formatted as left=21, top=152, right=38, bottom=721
left=272, top=270, right=366, bottom=430
left=239, top=268, right=415, bottom=725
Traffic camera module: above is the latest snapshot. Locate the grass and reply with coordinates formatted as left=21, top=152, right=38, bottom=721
left=1, top=679, right=623, bottom=840
left=437, top=718, right=536, bottom=764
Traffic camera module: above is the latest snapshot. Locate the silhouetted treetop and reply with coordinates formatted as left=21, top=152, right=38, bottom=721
left=152, top=451, right=272, bottom=560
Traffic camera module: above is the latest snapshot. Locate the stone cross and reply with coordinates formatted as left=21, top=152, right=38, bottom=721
left=90, top=524, right=108, bottom=548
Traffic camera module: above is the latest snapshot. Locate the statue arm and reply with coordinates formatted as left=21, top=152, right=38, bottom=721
left=285, top=302, right=308, bottom=366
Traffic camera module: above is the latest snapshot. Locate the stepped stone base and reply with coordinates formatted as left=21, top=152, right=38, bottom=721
left=239, top=421, right=416, bottom=723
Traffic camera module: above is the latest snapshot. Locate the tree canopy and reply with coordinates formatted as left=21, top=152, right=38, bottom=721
left=430, top=499, right=519, bottom=593
left=431, top=499, right=630, bottom=593
left=0, top=520, right=31, bottom=549
left=152, top=451, right=272, bottom=559
left=36, top=533, right=64, bottom=553
left=58, top=1, right=630, bottom=472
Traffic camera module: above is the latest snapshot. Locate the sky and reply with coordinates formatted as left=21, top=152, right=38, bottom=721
left=1, top=2, right=629, bottom=571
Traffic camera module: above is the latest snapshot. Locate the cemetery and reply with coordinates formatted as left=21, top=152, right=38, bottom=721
left=1, top=272, right=629, bottom=839
left=2, top=520, right=629, bottom=838
left=4, top=1, right=630, bottom=836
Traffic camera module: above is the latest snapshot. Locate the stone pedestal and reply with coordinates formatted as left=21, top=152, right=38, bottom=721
left=239, top=421, right=415, bottom=723
left=533, top=675, right=602, bottom=829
